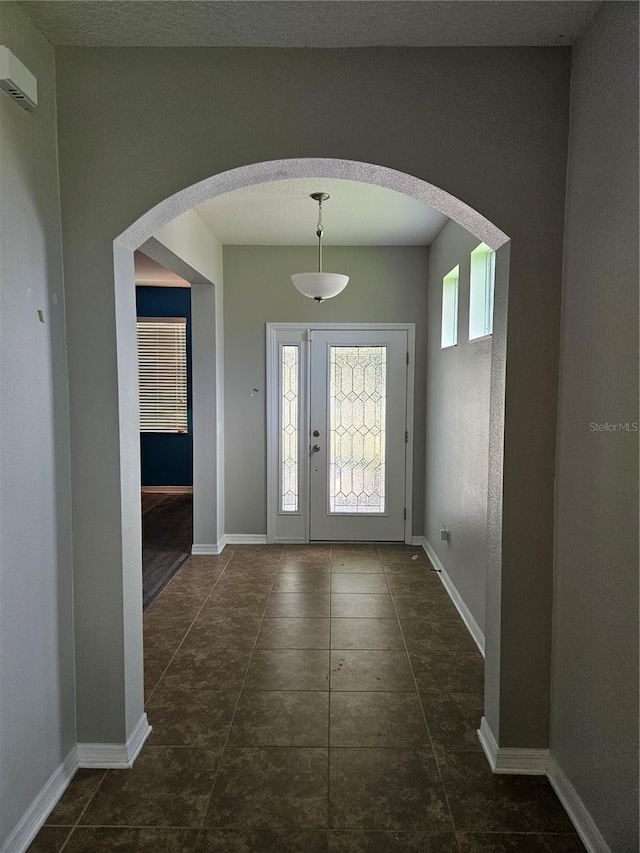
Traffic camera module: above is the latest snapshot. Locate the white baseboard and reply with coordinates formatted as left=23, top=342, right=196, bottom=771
left=1, top=747, right=78, bottom=853
left=420, top=538, right=485, bottom=656
left=478, top=717, right=549, bottom=775
left=192, top=538, right=226, bottom=556
left=77, top=714, right=152, bottom=770
left=477, top=720, right=612, bottom=850
left=141, top=486, right=193, bottom=494
left=410, top=536, right=424, bottom=546
left=548, top=754, right=612, bottom=853
left=273, top=537, right=308, bottom=544
left=419, top=535, right=611, bottom=850
left=225, top=534, right=268, bottom=545
left=2, top=717, right=152, bottom=852
left=192, top=534, right=268, bottom=555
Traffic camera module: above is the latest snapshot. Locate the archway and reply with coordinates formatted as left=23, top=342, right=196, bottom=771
left=105, top=158, right=510, bottom=764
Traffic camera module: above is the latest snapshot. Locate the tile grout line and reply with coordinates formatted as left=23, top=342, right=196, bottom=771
left=381, top=546, right=463, bottom=852
left=56, top=769, right=108, bottom=850
left=50, top=557, right=219, bottom=848
left=52, top=823, right=585, bottom=833
left=143, top=551, right=237, bottom=706
left=64, top=551, right=239, bottom=846
left=195, top=545, right=286, bottom=836
left=330, top=545, right=398, bottom=834
left=53, top=824, right=76, bottom=852
left=45, top=823, right=588, bottom=834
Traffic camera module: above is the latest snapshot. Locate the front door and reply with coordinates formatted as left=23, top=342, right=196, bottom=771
left=267, top=324, right=411, bottom=543
left=309, top=329, right=407, bottom=540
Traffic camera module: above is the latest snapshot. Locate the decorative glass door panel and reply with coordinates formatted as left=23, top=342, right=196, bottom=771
left=309, top=330, right=407, bottom=541
left=281, top=344, right=299, bottom=513
left=329, top=346, right=387, bottom=514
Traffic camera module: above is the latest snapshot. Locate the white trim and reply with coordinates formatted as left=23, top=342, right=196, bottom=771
left=266, top=325, right=277, bottom=544
left=548, top=754, right=613, bottom=853
left=192, top=535, right=268, bottom=554
left=192, top=538, right=226, bottom=555
left=478, top=716, right=499, bottom=768
left=141, top=485, right=193, bottom=494
left=77, top=714, right=152, bottom=770
left=404, top=325, right=416, bottom=545
left=272, top=537, right=308, bottom=544
left=1, top=748, right=78, bottom=853
left=477, top=721, right=612, bottom=850
left=421, top=537, right=485, bottom=656
left=266, top=327, right=310, bottom=544
left=478, top=717, right=549, bottom=775
left=224, top=534, right=268, bottom=546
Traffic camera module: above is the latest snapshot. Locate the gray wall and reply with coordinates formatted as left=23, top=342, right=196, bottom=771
left=0, top=5, right=75, bottom=846
left=425, top=220, right=491, bottom=634
left=223, top=245, right=429, bottom=535
left=53, top=44, right=570, bottom=748
left=551, top=3, right=639, bottom=850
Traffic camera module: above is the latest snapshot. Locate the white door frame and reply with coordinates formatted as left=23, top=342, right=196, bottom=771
left=266, top=322, right=415, bottom=544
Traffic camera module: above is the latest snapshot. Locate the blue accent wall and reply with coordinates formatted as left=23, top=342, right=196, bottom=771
left=136, top=286, right=193, bottom=486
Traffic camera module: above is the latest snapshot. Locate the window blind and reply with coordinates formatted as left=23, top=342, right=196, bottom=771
left=136, top=317, right=188, bottom=433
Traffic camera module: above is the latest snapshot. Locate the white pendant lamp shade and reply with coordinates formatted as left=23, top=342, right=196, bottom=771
left=291, top=192, right=349, bottom=303
left=291, top=272, right=349, bottom=302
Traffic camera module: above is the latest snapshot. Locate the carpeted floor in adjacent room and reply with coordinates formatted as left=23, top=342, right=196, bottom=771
left=141, top=491, right=193, bottom=610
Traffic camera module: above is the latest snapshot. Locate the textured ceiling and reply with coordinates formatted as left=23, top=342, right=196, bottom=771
left=194, top=178, right=448, bottom=246
left=20, top=1, right=601, bottom=47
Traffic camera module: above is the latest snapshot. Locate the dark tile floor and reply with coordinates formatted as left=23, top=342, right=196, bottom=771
left=30, top=544, right=585, bottom=852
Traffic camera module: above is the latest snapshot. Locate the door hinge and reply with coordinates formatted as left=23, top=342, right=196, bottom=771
left=405, top=430, right=409, bottom=443
left=406, top=352, right=409, bottom=365
left=404, top=508, right=407, bottom=520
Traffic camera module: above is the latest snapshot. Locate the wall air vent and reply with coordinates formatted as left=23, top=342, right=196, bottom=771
left=0, top=46, right=37, bottom=111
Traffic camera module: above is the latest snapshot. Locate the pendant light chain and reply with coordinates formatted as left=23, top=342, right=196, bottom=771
left=316, top=197, right=324, bottom=273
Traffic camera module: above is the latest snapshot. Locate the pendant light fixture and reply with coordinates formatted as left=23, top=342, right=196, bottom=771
left=291, top=192, right=349, bottom=303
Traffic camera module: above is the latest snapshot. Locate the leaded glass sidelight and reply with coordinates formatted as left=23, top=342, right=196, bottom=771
left=280, top=345, right=299, bottom=512
left=329, top=346, right=387, bottom=513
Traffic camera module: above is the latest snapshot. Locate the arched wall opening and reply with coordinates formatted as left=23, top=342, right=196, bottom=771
left=104, top=157, right=510, bottom=765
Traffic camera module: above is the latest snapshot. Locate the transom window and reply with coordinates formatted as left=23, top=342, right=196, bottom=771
left=441, top=265, right=460, bottom=349
left=469, top=242, right=496, bottom=340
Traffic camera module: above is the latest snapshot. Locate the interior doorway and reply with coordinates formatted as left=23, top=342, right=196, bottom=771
left=135, top=252, right=194, bottom=607
left=104, top=157, right=509, bottom=763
